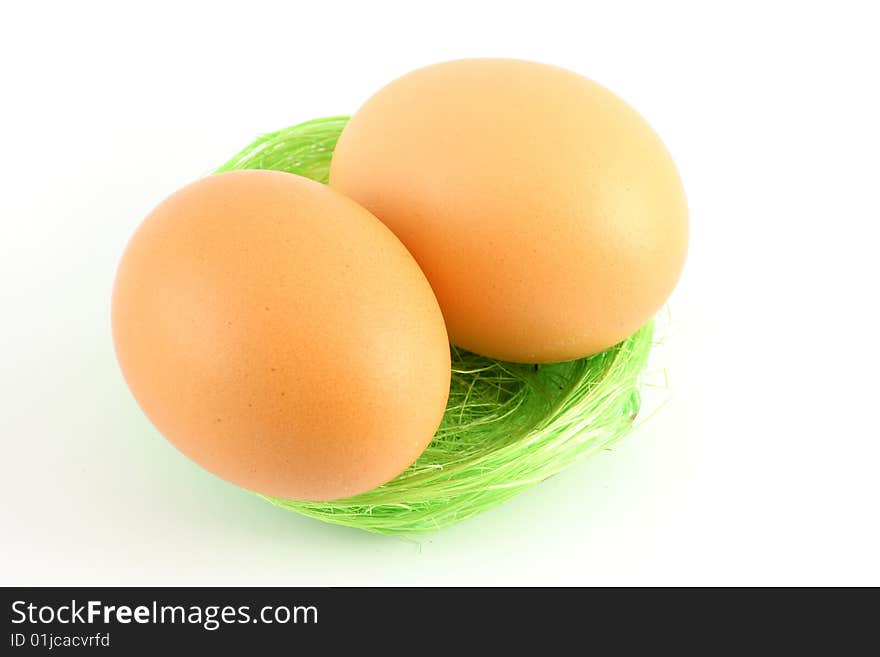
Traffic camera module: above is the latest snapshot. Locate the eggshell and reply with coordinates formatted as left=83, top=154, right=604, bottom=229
left=329, top=58, right=688, bottom=363
left=112, top=170, right=450, bottom=501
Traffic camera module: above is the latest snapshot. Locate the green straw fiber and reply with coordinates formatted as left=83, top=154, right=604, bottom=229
left=215, top=116, right=655, bottom=534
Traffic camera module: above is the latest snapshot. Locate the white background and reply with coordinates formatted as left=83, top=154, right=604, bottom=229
left=2, top=1, right=878, bottom=586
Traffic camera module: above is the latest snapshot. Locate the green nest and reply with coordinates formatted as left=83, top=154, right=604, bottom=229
left=215, top=117, right=654, bottom=535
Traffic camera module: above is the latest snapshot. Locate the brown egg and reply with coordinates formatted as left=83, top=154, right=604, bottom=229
left=330, top=58, right=688, bottom=363
left=112, top=170, right=450, bottom=501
